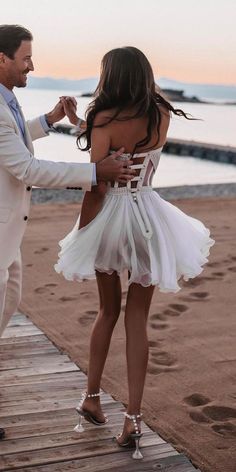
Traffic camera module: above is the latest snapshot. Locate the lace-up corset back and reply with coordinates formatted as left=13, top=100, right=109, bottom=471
left=112, top=147, right=163, bottom=190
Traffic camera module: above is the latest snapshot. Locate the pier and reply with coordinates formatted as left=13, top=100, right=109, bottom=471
left=53, top=124, right=236, bottom=165
left=163, top=138, right=236, bottom=165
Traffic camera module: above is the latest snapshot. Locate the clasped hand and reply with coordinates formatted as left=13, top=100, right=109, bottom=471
left=45, top=96, right=78, bottom=126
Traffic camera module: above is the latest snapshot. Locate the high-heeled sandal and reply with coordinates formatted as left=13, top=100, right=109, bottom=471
left=115, top=412, right=143, bottom=459
left=74, top=391, right=108, bottom=433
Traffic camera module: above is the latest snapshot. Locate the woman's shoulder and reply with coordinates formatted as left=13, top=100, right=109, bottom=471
left=158, top=103, right=171, bottom=119
left=93, top=109, right=117, bottom=127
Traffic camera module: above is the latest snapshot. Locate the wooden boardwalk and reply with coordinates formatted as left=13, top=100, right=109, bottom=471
left=0, top=313, right=201, bottom=472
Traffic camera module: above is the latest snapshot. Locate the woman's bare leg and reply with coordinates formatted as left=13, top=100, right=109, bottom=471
left=82, top=271, right=122, bottom=420
left=118, top=282, right=155, bottom=440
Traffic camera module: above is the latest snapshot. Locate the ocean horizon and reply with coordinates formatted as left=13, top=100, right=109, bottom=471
left=27, top=76, right=236, bottom=101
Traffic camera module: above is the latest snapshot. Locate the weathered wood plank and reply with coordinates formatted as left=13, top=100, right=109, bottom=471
left=0, top=405, right=136, bottom=440
left=0, top=362, right=79, bottom=382
left=0, top=347, right=58, bottom=361
left=0, top=398, right=89, bottom=416
left=0, top=390, right=117, bottom=407
left=0, top=334, right=48, bottom=346
left=0, top=441, right=176, bottom=470
left=0, top=353, right=77, bottom=370
left=0, top=371, right=85, bottom=388
left=7, top=313, right=30, bottom=324
left=0, top=396, right=120, bottom=418
left=0, top=378, right=82, bottom=397
left=0, top=339, right=58, bottom=356
left=0, top=427, right=161, bottom=455
left=1, top=325, right=43, bottom=338
left=4, top=451, right=199, bottom=472
left=1, top=415, right=155, bottom=441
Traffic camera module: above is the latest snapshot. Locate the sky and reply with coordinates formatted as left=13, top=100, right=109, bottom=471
left=1, top=0, right=236, bottom=85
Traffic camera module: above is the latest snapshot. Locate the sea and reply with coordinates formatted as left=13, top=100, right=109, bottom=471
left=15, top=88, right=236, bottom=188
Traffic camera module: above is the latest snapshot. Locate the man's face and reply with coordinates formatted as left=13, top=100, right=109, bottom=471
left=3, top=40, right=34, bottom=89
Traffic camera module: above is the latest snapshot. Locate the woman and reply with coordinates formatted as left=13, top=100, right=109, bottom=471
left=55, top=47, right=214, bottom=459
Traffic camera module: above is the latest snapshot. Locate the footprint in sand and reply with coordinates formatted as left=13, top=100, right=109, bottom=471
left=80, top=291, right=90, bottom=296
left=202, top=405, right=236, bottom=422
left=163, top=304, right=188, bottom=317
left=207, top=261, right=221, bottom=268
left=79, top=310, right=97, bottom=326
left=182, top=276, right=214, bottom=288
left=35, top=283, right=58, bottom=295
left=35, top=286, right=47, bottom=294
left=147, top=339, right=179, bottom=375
left=212, top=423, right=236, bottom=438
left=189, top=410, right=211, bottom=424
left=227, top=266, right=236, bottom=273
left=151, top=350, right=177, bottom=367
left=184, top=393, right=210, bottom=407
left=184, top=394, right=212, bottom=424
left=147, top=305, right=188, bottom=375
left=180, top=291, right=210, bottom=302
left=150, top=313, right=167, bottom=322
left=148, top=340, right=162, bottom=349
left=212, top=271, right=225, bottom=277
left=34, top=247, right=49, bottom=254
left=184, top=394, right=236, bottom=439
left=150, top=322, right=170, bottom=330
left=150, top=303, right=188, bottom=324
left=59, top=295, right=79, bottom=302
left=190, top=292, right=209, bottom=299
left=147, top=350, right=179, bottom=375
left=26, top=263, right=33, bottom=267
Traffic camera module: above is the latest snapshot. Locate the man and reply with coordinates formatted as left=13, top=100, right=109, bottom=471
left=0, top=24, right=134, bottom=440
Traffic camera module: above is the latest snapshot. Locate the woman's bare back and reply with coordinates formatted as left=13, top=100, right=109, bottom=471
left=99, top=105, right=170, bottom=155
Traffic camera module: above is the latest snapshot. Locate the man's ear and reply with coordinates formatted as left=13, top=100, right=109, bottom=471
left=0, top=53, right=5, bottom=64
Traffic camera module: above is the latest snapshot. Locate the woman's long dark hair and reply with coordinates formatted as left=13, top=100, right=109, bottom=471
left=78, top=47, right=192, bottom=153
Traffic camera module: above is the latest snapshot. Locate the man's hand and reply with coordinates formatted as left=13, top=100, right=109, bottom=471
left=45, top=96, right=77, bottom=125
left=96, top=149, right=136, bottom=183
left=60, top=96, right=79, bottom=126
left=45, top=101, right=65, bottom=125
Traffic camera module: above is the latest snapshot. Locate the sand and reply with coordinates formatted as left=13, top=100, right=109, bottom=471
left=20, top=196, right=236, bottom=472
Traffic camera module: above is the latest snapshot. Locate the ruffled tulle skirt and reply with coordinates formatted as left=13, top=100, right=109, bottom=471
left=54, top=187, right=215, bottom=292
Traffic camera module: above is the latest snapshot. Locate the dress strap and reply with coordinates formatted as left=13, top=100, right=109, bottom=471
left=129, top=190, right=153, bottom=239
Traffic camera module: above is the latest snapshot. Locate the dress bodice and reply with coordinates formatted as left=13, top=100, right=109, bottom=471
left=109, top=147, right=163, bottom=239
left=113, top=147, right=162, bottom=190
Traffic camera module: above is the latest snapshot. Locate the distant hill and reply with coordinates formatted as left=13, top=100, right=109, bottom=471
left=27, top=76, right=98, bottom=92
left=158, top=78, right=236, bottom=101
left=27, top=76, right=236, bottom=101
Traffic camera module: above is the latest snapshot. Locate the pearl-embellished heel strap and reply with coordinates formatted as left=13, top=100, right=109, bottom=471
left=124, top=412, right=143, bottom=459
left=74, top=391, right=107, bottom=432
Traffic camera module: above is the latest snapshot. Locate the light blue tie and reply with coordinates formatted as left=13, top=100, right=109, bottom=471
left=9, top=98, right=26, bottom=143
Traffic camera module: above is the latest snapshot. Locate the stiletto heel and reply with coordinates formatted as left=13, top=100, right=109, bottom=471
left=115, top=412, right=143, bottom=460
left=74, top=413, right=84, bottom=433
left=74, top=391, right=108, bottom=432
left=131, top=433, right=143, bottom=459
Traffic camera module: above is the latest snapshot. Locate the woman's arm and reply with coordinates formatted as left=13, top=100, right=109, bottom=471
left=79, top=117, right=111, bottom=229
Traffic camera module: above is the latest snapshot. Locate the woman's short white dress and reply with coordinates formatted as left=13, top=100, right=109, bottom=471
left=55, top=148, right=215, bottom=292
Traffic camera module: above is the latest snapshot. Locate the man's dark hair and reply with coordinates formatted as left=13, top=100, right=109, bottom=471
left=0, top=24, right=33, bottom=59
